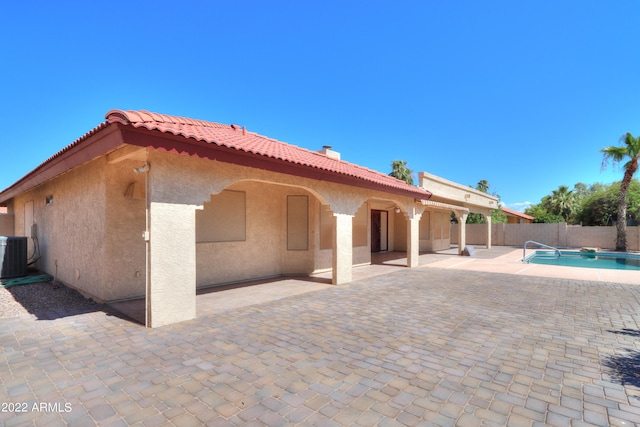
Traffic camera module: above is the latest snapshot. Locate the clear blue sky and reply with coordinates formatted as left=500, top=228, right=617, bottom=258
left=2, top=1, right=639, bottom=211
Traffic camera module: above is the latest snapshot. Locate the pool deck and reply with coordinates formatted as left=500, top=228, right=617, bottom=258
left=3, top=246, right=640, bottom=426
left=413, top=246, right=640, bottom=286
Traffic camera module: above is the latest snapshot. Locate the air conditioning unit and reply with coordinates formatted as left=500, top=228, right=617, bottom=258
left=0, top=236, right=27, bottom=279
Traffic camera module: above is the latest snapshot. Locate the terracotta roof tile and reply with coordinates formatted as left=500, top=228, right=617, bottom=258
left=500, top=206, right=534, bottom=220
left=1, top=110, right=432, bottom=202
left=106, top=109, right=431, bottom=199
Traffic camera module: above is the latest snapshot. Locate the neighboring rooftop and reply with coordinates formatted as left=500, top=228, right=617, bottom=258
left=500, top=206, right=535, bottom=221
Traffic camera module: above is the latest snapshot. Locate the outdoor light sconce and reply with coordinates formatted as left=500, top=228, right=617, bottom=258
left=133, top=163, right=150, bottom=174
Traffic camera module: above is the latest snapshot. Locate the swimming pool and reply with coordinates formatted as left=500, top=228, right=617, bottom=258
left=524, top=250, right=640, bottom=271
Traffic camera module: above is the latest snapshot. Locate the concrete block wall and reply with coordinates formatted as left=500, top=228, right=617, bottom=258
left=566, top=226, right=616, bottom=249
left=451, top=223, right=640, bottom=251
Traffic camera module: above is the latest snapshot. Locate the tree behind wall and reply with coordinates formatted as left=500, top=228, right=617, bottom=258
left=601, top=132, right=640, bottom=251
left=525, top=203, right=565, bottom=223
left=543, top=185, right=577, bottom=222
left=575, top=180, right=640, bottom=226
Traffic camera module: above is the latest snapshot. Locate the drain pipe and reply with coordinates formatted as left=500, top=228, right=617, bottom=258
left=134, top=159, right=151, bottom=327
left=145, top=163, right=151, bottom=328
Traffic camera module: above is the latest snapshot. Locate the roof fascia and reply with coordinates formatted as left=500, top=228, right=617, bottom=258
left=419, top=171, right=498, bottom=201
left=0, top=124, right=123, bottom=202
left=120, top=126, right=431, bottom=200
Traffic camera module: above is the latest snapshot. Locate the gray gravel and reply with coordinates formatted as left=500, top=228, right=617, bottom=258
left=0, top=276, right=99, bottom=319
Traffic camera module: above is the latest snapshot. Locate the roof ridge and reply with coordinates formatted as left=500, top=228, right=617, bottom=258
left=105, top=109, right=342, bottom=160
left=106, top=109, right=228, bottom=128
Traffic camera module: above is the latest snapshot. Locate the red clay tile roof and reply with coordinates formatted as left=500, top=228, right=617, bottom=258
left=500, top=206, right=534, bottom=220
left=106, top=110, right=431, bottom=199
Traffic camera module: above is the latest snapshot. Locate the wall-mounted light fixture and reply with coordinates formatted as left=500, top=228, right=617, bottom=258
left=395, top=207, right=401, bottom=213
left=133, top=163, right=150, bottom=174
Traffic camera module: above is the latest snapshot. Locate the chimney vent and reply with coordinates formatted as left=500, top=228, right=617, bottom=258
left=319, top=145, right=340, bottom=160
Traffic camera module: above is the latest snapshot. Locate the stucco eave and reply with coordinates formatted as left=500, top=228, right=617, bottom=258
left=418, top=171, right=497, bottom=211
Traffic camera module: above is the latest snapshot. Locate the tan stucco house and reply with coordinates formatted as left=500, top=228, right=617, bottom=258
left=0, top=110, right=496, bottom=327
left=501, top=206, right=534, bottom=224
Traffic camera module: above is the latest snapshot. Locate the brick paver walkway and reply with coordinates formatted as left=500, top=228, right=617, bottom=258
left=2, top=267, right=640, bottom=426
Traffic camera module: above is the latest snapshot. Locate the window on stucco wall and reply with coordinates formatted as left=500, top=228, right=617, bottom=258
left=287, top=195, right=308, bottom=251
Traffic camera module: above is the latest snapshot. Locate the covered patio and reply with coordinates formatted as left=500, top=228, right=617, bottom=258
left=108, top=246, right=511, bottom=324
left=0, top=110, right=436, bottom=327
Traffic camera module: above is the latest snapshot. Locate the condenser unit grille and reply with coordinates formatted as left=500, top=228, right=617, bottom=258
left=0, top=236, right=27, bottom=279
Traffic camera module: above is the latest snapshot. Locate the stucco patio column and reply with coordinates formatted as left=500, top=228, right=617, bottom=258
left=457, top=212, right=468, bottom=255
left=485, top=214, right=492, bottom=249
left=333, top=213, right=353, bottom=285
left=406, top=212, right=422, bottom=268
left=147, top=202, right=197, bottom=327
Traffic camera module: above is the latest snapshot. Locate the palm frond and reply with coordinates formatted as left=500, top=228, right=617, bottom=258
left=601, top=146, right=629, bottom=170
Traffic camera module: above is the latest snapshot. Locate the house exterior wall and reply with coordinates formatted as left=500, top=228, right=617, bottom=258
left=142, top=150, right=425, bottom=325
left=3, top=139, right=428, bottom=327
left=11, top=158, right=109, bottom=300
left=7, top=156, right=147, bottom=302
left=104, top=159, right=147, bottom=300
left=145, top=149, right=420, bottom=273
left=451, top=222, right=640, bottom=251
left=418, top=210, right=451, bottom=251
left=195, top=183, right=404, bottom=284
left=0, top=213, right=14, bottom=236
left=393, top=211, right=407, bottom=250
left=313, top=203, right=376, bottom=271
left=196, top=181, right=317, bottom=287
left=392, top=208, right=452, bottom=252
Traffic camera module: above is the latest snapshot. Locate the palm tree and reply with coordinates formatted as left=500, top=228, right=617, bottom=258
left=543, top=185, right=576, bottom=222
left=476, top=179, right=489, bottom=193
left=601, top=132, right=640, bottom=251
left=389, top=160, right=414, bottom=185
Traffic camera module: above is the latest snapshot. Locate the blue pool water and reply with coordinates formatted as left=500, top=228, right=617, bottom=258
left=525, top=250, right=640, bottom=271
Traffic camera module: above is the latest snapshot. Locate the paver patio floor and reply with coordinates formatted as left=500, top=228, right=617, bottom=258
left=2, top=253, right=640, bottom=426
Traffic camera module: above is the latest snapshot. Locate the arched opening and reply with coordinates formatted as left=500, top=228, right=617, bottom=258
left=195, top=179, right=323, bottom=288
